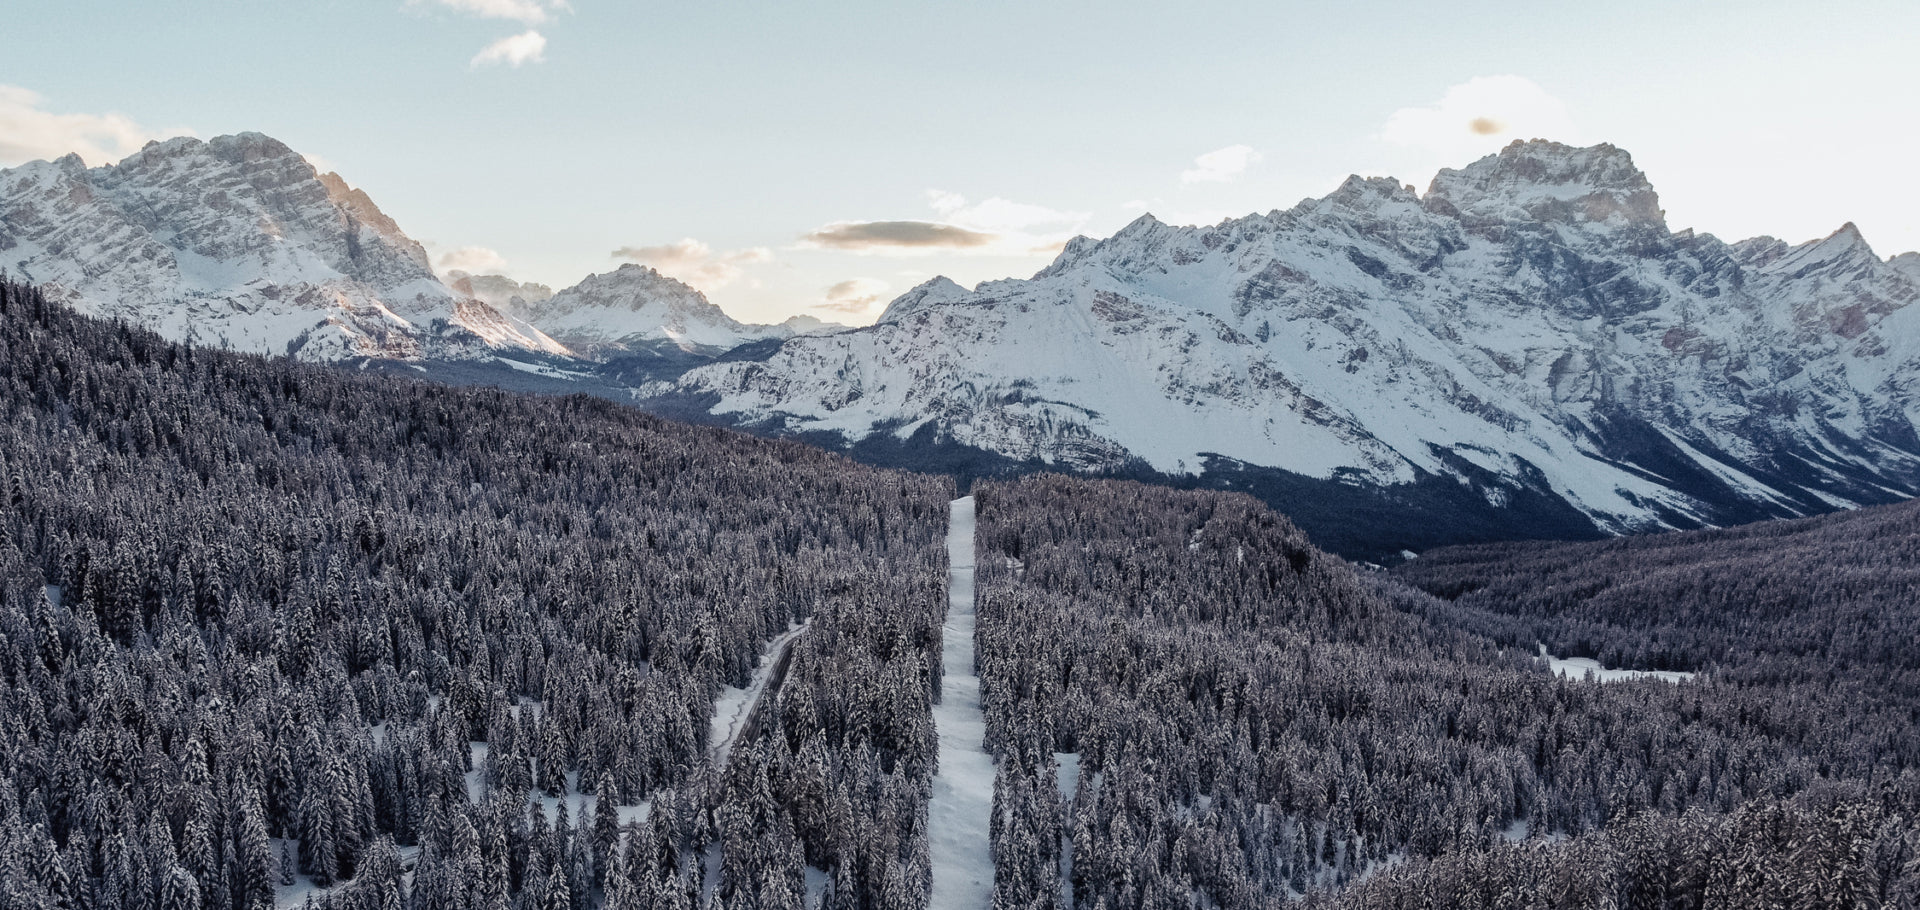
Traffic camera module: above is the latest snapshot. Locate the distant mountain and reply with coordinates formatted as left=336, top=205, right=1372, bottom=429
left=446, top=270, right=554, bottom=311
left=0, top=133, right=845, bottom=387
left=646, top=141, right=1920, bottom=559
left=0, top=133, right=567, bottom=361
left=512, top=262, right=839, bottom=360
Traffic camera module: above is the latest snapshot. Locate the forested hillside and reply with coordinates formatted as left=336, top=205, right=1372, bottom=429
left=972, top=475, right=1920, bottom=909
left=0, top=279, right=951, bottom=910
left=1393, top=498, right=1920, bottom=679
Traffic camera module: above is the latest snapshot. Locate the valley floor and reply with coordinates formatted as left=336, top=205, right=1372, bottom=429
left=928, top=496, right=997, bottom=910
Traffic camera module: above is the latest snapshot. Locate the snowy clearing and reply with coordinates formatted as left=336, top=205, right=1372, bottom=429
left=1540, top=645, right=1695, bottom=683
left=928, top=496, right=996, bottom=910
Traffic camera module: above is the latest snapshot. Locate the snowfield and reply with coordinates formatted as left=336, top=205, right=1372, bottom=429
left=1540, top=645, right=1695, bottom=684
left=928, top=496, right=997, bottom=910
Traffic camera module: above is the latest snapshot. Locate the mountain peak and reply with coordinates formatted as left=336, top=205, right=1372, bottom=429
left=1425, top=139, right=1664, bottom=229
left=560, top=263, right=713, bottom=310
left=0, top=130, right=566, bottom=361
left=1761, top=221, right=1886, bottom=280
left=1124, top=212, right=1164, bottom=231
left=879, top=276, right=972, bottom=323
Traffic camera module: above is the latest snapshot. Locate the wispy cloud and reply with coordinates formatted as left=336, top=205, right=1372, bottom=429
left=1382, top=75, right=1577, bottom=158
left=817, top=278, right=892, bottom=315
left=929, top=191, right=1089, bottom=235
left=471, top=30, right=547, bottom=68
left=434, top=245, right=509, bottom=277
left=800, top=221, right=997, bottom=253
left=0, top=85, right=193, bottom=167
left=804, top=191, right=1089, bottom=257
left=412, top=0, right=570, bottom=24
left=1181, top=144, right=1261, bottom=184
left=612, top=238, right=772, bottom=290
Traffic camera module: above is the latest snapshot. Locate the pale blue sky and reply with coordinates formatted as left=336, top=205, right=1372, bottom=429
left=5, top=0, right=1916, bottom=322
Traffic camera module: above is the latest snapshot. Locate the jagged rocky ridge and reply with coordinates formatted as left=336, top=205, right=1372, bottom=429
left=0, top=134, right=831, bottom=369
left=648, top=140, right=1920, bottom=556
left=0, top=133, right=569, bottom=361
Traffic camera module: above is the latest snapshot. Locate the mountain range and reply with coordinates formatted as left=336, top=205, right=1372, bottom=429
left=644, top=141, right=1920, bottom=557
left=4, top=134, right=1917, bottom=559
left=0, top=133, right=824, bottom=372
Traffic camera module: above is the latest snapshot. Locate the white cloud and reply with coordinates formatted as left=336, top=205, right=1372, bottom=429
left=300, top=152, right=340, bottom=176
left=612, top=238, right=773, bottom=290
left=1382, top=75, right=1578, bottom=159
left=1181, top=145, right=1261, bottom=184
left=817, top=278, right=892, bottom=315
left=434, top=245, right=510, bottom=277
left=0, top=85, right=193, bottom=167
left=471, top=30, right=547, bottom=68
left=928, top=190, right=1090, bottom=234
left=412, top=0, right=569, bottom=24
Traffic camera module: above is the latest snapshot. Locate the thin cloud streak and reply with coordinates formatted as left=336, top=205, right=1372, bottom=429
left=1181, top=144, right=1261, bottom=183
left=816, top=278, right=891, bottom=314
left=412, top=0, right=569, bottom=24
left=801, top=221, right=997, bottom=253
left=471, top=30, right=547, bottom=68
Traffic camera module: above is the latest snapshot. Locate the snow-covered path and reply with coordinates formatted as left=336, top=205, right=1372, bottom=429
left=710, top=620, right=811, bottom=768
left=928, top=496, right=995, bottom=910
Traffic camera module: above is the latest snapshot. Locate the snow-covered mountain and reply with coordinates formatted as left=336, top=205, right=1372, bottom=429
left=509, top=262, right=839, bottom=359
left=648, top=140, right=1920, bottom=555
left=0, top=133, right=567, bottom=361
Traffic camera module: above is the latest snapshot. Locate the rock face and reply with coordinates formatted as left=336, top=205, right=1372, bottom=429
left=0, top=133, right=565, bottom=361
left=650, top=140, right=1920, bottom=547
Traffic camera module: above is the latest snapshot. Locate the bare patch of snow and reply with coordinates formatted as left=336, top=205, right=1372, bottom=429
left=1540, top=645, right=1694, bottom=684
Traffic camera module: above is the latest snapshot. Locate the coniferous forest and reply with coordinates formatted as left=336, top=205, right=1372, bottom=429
left=972, top=476, right=1920, bottom=909
left=4, top=275, right=1920, bottom=910
left=0, top=280, right=949, bottom=910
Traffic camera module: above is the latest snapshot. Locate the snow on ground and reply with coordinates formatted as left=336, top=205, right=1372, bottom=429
left=1053, top=753, right=1080, bottom=803
left=43, top=584, right=60, bottom=607
left=709, top=620, right=811, bottom=768
left=805, top=865, right=831, bottom=908
left=464, top=740, right=651, bottom=826
left=1055, top=753, right=1079, bottom=910
left=1540, top=645, right=1695, bottom=683
left=272, top=837, right=333, bottom=909
left=928, top=496, right=997, bottom=910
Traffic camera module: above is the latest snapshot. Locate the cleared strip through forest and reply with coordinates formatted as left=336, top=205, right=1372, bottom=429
left=928, top=495, right=996, bottom=910
left=709, top=620, right=812, bottom=768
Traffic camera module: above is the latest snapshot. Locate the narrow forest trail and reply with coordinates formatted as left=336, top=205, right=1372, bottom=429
left=709, top=620, right=812, bottom=769
left=928, top=495, right=996, bottom=910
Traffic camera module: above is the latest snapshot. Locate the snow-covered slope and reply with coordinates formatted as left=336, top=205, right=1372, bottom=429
left=649, top=141, right=1920, bottom=542
left=518, top=262, right=843, bottom=357
left=0, top=134, right=566, bottom=361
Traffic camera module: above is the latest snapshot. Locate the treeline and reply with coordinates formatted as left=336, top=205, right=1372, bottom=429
left=0, top=279, right=950, bottom=910
left=971, top=474, right=1920, bottom=909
